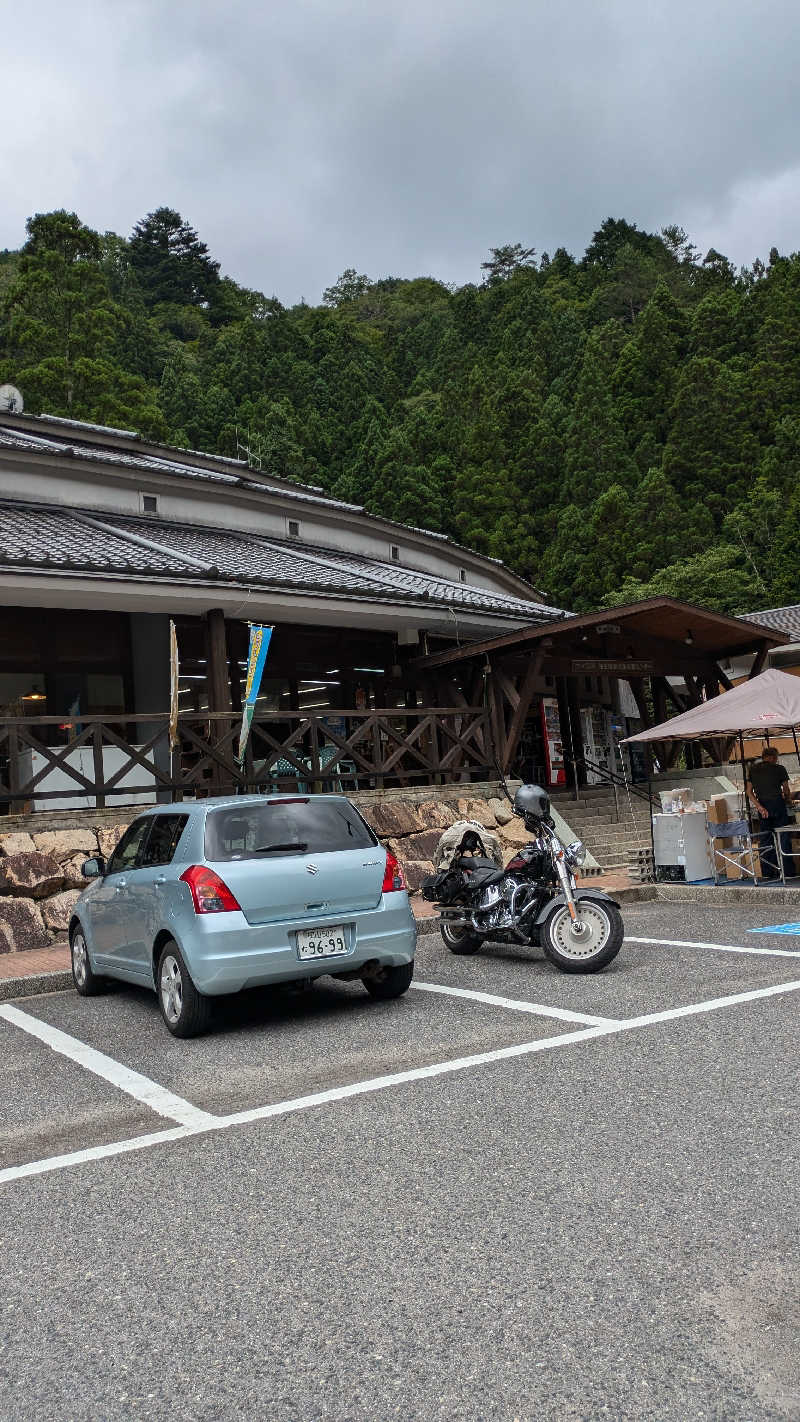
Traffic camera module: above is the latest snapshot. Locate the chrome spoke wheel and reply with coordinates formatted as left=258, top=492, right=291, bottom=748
left=160, top=954, right=183, bottom=1025
left=549, top=902, right=610, bottom=961
left=71, top=932, right=88, bottom=987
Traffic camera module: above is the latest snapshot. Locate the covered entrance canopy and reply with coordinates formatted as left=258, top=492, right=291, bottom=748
left=624, top=668, right=800, bottom=743
left=412, top=598, right=787, bottom=782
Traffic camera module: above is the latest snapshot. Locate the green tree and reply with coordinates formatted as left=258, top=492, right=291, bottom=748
left=480, top=244, right=537, bottom=284
left=564, top=332, right=636, bottom=501
left=603, top=544, right=761, bottom=615
left=2, top=211, right=132, bottom=414
left=322, top=269, right=372, bottom=307
left=129, top=208, right=220, bottom=309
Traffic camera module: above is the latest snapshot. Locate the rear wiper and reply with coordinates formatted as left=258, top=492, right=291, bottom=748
left=253, top=841, right=309, bottom=854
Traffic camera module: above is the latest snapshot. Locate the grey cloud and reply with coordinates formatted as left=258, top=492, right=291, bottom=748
left=2, top=0, right=799, bottom=302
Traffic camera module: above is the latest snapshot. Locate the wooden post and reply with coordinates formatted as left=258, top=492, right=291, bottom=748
left=207, top=609, right=231, bottom=714
left=92, top=722, right=106, bottom=811
left=502, top=652, right=543, bottom=774
left=206, top=609, right=230, bottom=794
left=8, top=725, right=22, bottom=815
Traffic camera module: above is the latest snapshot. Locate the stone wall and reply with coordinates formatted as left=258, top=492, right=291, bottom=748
left=0, top=823, right=135, bottom=953
left=0, top=783, right=524, bottom=956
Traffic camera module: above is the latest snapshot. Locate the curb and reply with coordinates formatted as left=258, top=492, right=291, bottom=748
left=0, top=970, right=73, bottom=1002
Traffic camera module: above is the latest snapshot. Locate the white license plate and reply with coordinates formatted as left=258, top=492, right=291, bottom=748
left=296, top=925, right=348, bottom=960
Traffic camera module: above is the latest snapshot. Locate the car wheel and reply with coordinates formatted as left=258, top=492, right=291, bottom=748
left=362, top=960, right=415, bottom=1000
left=157, top=940, right=212, bottom=1038
left=70, top=926, right=107, bottom=997
left=541, top=900, right=623, bottom=974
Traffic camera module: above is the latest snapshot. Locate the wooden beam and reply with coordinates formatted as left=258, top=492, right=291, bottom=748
left=494, top=667, right=521, bottom=715
left=410, top=598, right=787, bottom=673
left=748, top=643, right=768, bottom=679
left=207, top=609, right=231, bottom=715
left=486, top=676, right=505, bottom=772
left=501, top=652, right=544, bottom=773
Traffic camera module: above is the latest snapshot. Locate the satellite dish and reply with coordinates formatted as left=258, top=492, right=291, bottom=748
left=0, top=384, right=23, bottom=414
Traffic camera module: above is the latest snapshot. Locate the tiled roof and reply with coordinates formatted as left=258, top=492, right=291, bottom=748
left=741, top=605, right=800, bottom=640
left=0, top=500, right=564, bottom=622
left=0, top=427, right=362, bottom=511
left=0, top=415, right=550, bottom=600
left=0, top=505, right=191, bottom=574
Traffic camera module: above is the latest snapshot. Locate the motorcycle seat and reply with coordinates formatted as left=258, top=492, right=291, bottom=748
left=454, top=857, right=505, bottom=887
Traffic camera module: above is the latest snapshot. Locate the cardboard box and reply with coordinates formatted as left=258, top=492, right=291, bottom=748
left=706, top=793, right=751, bottom=878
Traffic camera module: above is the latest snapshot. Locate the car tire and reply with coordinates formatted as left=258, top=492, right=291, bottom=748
left=157, top=940, right=212, bottom=1038
left=70, top=926, right=107, bottom=997
left=541, top=900, right=623, bottom=975
left=362, top=960, right=415, bottom=1000
left=440, top=922, right=483, bottom=956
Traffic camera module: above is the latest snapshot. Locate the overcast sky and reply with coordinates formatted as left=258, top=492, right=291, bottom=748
left=2, top=0, right=799, bottom=303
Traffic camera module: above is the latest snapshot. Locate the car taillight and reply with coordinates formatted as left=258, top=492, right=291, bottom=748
left=180, top=865, right=241, bottom=914
left=382, top=849, right=406, bottom=893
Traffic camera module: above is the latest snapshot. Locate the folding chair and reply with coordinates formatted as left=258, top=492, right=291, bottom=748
left=772, top=824, right=800, bottom=884
left=707, top=819, right=758, bottom=886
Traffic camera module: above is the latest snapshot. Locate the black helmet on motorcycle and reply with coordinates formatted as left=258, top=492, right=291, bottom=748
left=513, top=784, right=550, bottom=820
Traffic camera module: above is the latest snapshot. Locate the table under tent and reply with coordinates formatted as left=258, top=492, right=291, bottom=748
left=623, top=668, right=800, bottom=886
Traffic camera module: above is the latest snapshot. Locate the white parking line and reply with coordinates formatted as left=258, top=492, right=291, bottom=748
left=412, top=980, right=618, bottom=1027
left=0, top=1004, right=216, bottom=1129
left=626, top=935, right=800, bottom=959
left=4, top=975, right=800, bottom=1187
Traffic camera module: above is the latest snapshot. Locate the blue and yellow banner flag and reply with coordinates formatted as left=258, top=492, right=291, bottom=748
left=236, top=624, right=273, bottom=765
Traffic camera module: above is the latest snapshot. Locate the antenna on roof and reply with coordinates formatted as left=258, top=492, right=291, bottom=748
left=0, top=384, right=23, bottom=414
left=235, top=424, right=266, bottom=473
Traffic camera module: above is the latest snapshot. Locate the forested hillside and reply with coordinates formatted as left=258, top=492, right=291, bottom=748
left=1, top=208, right=799, bottom=615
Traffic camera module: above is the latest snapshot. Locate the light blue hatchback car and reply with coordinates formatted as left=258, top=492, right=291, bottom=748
left=70, top=794, right=417, bottom=1037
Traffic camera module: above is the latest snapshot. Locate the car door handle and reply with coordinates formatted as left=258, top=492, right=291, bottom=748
left=154, top=875, right=167, bottom=885
left=115, top=878, right=127, bottom=892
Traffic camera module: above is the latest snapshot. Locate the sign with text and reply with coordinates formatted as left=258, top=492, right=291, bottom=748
left=571, top=658, right=654, bottom=675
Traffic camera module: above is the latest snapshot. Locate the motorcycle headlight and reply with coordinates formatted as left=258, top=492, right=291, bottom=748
left=566, top=839, right=586, bottom=867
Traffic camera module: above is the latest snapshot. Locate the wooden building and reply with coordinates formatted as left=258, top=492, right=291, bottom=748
left=0, top=410, right=785, bottom=813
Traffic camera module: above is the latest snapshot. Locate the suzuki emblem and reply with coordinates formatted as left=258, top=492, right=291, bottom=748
left=306, top=863, right=319, bottom=875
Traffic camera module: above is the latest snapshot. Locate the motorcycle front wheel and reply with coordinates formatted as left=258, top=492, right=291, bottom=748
left=540, top=900, right=623, bottom=974
left=440, top=921, right=483, bottom=956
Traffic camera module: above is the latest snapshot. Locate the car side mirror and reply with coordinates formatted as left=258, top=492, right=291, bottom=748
left=81, top=857, right=105, bottom=879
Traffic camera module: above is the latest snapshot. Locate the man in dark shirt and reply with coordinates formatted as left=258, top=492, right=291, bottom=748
left=746, top=748, right=793, bottom=878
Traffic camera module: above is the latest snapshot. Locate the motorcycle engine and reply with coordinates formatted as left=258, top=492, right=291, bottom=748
left=474, top=876, right=531, bottom=932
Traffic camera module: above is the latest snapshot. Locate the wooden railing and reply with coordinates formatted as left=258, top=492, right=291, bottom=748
left=0, top=707, right=494, bottom=811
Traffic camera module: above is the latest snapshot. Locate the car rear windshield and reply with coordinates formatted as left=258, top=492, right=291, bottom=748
left=204, top=799, right=377, bottom=862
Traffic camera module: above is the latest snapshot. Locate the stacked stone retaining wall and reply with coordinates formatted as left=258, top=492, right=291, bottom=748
left=0, top=782, right=526, bottom=955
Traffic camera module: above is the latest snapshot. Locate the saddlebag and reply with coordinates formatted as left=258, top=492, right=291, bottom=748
left=421, top=866, right=465, bottom=904
left=423, top=824, right=503, bottom=903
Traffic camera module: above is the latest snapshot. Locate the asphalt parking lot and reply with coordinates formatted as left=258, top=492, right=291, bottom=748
left=2, top=899, right=800, bottom=1421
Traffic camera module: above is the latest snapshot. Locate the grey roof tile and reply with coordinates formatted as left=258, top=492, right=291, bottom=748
left=0, top=418, right=549, bottom=597
left=0, top=499, right=561, bottom=620
left=0, top=505, right=192, bottom=574
left=741, top=606, right=800, bottom=639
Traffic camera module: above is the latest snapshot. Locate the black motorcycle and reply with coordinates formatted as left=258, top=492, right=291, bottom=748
left=424, top=784, right=623, bottom=974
